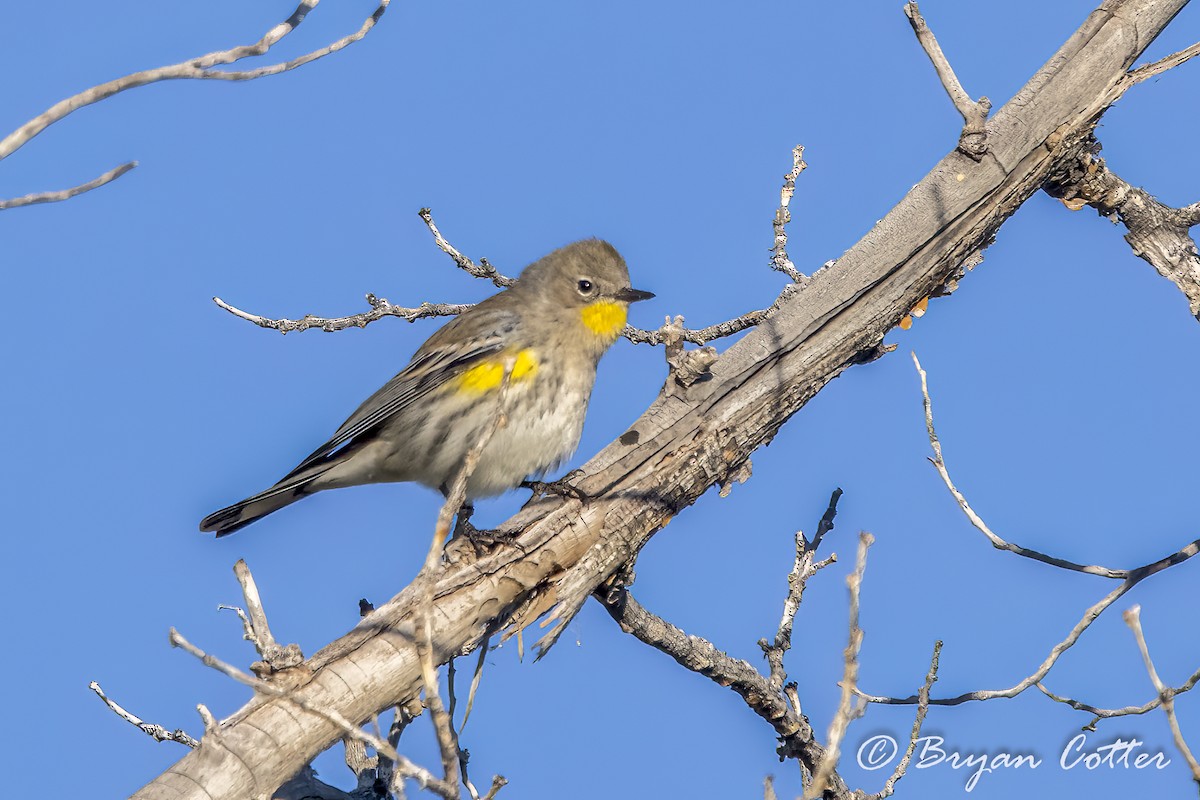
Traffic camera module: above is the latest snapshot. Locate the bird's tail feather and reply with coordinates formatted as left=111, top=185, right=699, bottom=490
left=199, top=465, right=330, bottom=537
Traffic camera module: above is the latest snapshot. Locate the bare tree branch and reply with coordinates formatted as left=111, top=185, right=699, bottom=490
left=761, top=490, right=842, bottom=694
left=855, top=536, right=1200, bottom=707
left=770, top=145, right=808, bottom=282
left=1044, top=139, right=1200, bottom=319
left=88, top=681, right=199, bottom=748
left=0, top=1, right=388, bottom=206
left=869, top=641, right=942, bottom=800
left=912, top=351, right=1135, bottom=577
left=805, top=532, right=872, bottom=800
left=903, top=1, right=992, bottom=159
left=599, top=586, right=851, bottom=798
left=418, top=208, right=516, bottom=288
left=213, top=294, right=472, bottom=333
left=1127, top=40, right=1200, bottom=85
left=0, top=161, right=137, bottom=210
left=1037, top=666, right=1200, bottom=731
left=1124, top=605, right=1200, bottom=785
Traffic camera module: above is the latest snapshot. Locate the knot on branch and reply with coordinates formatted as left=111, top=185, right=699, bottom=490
left=660, top=316, right=717, bottom=393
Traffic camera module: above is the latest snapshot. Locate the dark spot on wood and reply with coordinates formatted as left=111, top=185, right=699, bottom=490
left=620, top=430, right=640, bottom=445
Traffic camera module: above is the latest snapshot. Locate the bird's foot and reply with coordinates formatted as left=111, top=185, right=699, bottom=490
left=522, top=470, right=588, bottom=501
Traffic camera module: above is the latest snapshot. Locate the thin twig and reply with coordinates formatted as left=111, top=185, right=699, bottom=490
left=1036, top=669, right=1200, bottom=731
left=762, top=489, right=842, bottom=693
left=0, top=161, right=137, bottom=210
left=854, top=536, right=1200, bottom=707
left=805, top=532, right=873, bottom=800
left=623, top=283, right=800, bottom=345
left=417, top=610, right=463, bottom=794
left=460, top=636, right=490, bottom=731
left=871, top=641, right=942, bottom=799
left=213, top=294, right=472, bottom=334
left=1124, top=606, right=1200, bottom=784
left=770, top=145, right=808, bottom=282
left=903, top=1, right=991, bottom=159
left=418, top=209, right=516, bottom=287
left=88, top=681, right=198, bottom=747
left=0, top=2, right=389, bottom=203
left=912, top=351, right=1131, bottom=577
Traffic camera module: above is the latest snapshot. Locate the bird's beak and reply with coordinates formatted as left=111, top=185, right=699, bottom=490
left=613, top=287, right=655, bottom=303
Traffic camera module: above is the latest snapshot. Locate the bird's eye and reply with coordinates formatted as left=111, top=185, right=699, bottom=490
left=577, top=279, right=594, bottom=294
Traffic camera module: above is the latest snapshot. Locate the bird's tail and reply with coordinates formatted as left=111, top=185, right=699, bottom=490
left=199, top=465, right=330, bottom=537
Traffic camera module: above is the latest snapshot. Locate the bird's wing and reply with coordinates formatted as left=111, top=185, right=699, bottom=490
left=284, top=307, right=521, bottom=476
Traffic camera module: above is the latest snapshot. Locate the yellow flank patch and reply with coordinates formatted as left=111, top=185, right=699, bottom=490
left=580, top=300, right=627, bottom=339
left=456, top=349, right=539, bottom=395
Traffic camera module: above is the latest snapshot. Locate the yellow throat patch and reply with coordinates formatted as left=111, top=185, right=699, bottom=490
left=580, top=300, right=627, bottom=340
left=456, top=349, right=539, bottom=395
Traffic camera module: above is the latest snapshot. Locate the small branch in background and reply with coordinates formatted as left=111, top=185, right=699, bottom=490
left=770, top=145, right=808, bottom=282
left=903, top=1, right=991, bottom=160
left=1037, top=666, right=1200, bottom=731
left=805, top=532, right=873, bottom=800
left=88, top=681, right=198, bottom=748
left=213, top=294, right=472, bottom=334
left=418, top=209, right=516, bottom=287
left=0, top=161, right=137, bottom=210
left=912, top=351, right=1130, bottom=577
left=417, top=613, right=462, bottom=796
left=0, top=1, right=390, bottom=203
left=460, top=636, right=490, bottom=731
left=378, top=702, right=424, bottom=794
left=1043, top=139, right=1200, bottom=320
left=870, top=641, right=942, bottom=799
left=855, top=537, right=1200, bottom=707
left=761, top=489, right=842, bottom=694
left=1124, top=605, right=1200, bottom=785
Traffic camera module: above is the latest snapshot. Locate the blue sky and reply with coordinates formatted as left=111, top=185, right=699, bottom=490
left=3, top=2, right=1199, bottom=798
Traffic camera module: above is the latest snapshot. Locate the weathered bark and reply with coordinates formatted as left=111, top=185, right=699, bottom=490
left=132, top=1, right=1191, bottom=798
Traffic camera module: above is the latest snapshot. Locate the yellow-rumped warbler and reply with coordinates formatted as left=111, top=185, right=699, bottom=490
left=200, top=239, right=653, bottom=536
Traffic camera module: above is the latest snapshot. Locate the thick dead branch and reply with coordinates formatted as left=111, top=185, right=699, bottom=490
left=1044, top=139, right=1200, bottom=319
left=904, top=2, right=991, bottom=159
left=1124, top=606, right=1200, bottom=784
left=0, top=2, right=389, bottom=204
left=132, top=4, right=1196, bottom=797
